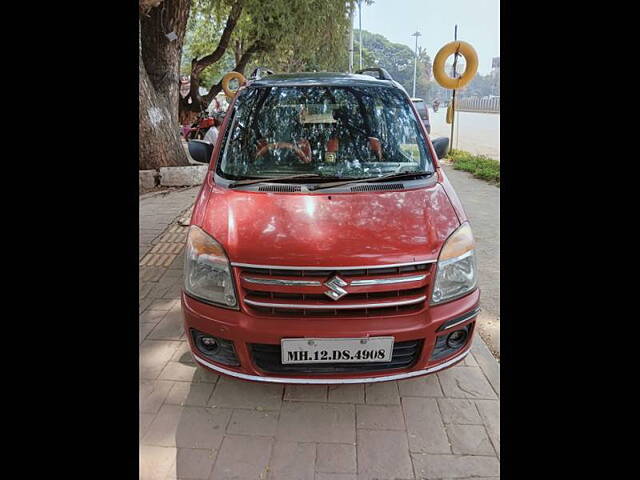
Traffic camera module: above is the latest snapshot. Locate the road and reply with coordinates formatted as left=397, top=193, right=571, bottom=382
left=429, top=107, right=500, bottom=161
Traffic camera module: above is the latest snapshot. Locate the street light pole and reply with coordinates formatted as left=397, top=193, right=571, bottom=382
left=348, top=5, right=354, bottom=72
left=411, top=31, right=421, bottom=98
left=358, top=0, right=363, bottom=69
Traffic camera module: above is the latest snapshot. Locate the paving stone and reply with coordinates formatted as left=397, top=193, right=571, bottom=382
left=437, top=398, right=483, bottom=425
left=327, top=384, right=364, bottom=404
left=227, top=409, right=279, bottom=436
left=267, top=441, right=316, bottom=480
left=139, top=283, right=154, bottom=300
left=314, top=474, right=357, bottom=480
left=140, top=413, right=156, bottom=440
left=277, top=402, right=355, bottom=443
left=402, top=397, right=450, bottom=454
left=462, top=351, right=478, bottom=367
left=364, top=381, right=400, bottom=405
left=142, top=404, right=231, bottom=448
left=411, top=453, right=500, bottom=479
left=175, top=448, right=216, bottom=479
left=140, top=323, right=155, bottom=344
left=140, top=340, right=181, bottom=379
left=139, top=298, right=153, bottom=314
left=397, top=374, right=443, bottom=397
left=140, top=379, right=174, bottom=414
left=284, top=385, right=328, bottom=402
left=147, top=284, right=172, bottom=299
left=316, top=444, right=356, bottom=474
left=356, top=405, right=405, bottom=430
left=192, top=365, right=220, bottom=383
left=165, top=382, right=214, bottom=407
left=356, top=429, right=413, bottom=480
left=139, top=445, right=176, bottom=480
left=437, top=366, right=498, bottom=400
left=209, top=377, right=283, bottom=410
left=470, top=340, right=500, bottom=397
left=171, top=341, right=195, bottom=363
left=475, top=399, right=500, bottom=457
left=446, top=424, right=495, bottom=455
left=158, top=361, right=198, bottom=382
left=148, top=307, right=184, bottom=340
left=210, top=435, right=273, bottom=480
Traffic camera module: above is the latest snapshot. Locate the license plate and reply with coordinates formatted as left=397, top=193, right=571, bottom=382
left=281, top=337, right=394, bottom=364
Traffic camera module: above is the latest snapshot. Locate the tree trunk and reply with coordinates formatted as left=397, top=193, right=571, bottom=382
left=140, top=43, right=188, bottom=169
left=139, top=0, right=191, bottom=169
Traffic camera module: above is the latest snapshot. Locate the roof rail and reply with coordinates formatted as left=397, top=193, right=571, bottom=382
left=355, top=67, right=393, bottom=81
left=249, top=67, right=275, bottom=81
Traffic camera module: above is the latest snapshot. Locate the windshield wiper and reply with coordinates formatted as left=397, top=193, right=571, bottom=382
left=308, top=170, right=434, bottom=191
left=228, top=174, right=323, bottom=188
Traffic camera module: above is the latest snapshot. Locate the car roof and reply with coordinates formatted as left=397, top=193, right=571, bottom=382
left=250, top=72, right=402, bottom=89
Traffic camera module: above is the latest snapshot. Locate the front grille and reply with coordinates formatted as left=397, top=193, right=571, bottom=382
left=250, top=340, right=422, bottom=374
left=236, top=263, right=433, bottom=317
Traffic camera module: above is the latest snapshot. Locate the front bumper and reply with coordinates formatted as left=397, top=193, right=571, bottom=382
left=181, top=288, right=480, bottom=384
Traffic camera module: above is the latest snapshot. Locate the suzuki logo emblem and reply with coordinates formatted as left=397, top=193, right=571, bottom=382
left=323, top=275, right=349, bottom=301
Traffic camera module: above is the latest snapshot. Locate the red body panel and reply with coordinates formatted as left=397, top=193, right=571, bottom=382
left=199, top=184, right=459, bottom=267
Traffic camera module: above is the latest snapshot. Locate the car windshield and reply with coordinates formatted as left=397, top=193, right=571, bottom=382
left=218, top=85, right=433, bottom=180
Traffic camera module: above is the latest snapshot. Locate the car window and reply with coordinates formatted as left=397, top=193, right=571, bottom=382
left=218, top=85, right=433, bottom=180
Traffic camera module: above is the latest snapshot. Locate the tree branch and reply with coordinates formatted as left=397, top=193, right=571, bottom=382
left=203, top=41, right=264, bottom=104
left=187, top=0, right=244, bottom=110
left=192, top=0, right=244, bottom=78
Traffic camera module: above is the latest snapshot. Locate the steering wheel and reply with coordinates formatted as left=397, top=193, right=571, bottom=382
left=255, top=142, right=312, bottom=164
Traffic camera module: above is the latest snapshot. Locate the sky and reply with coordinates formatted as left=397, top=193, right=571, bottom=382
left=357, top=0, right=500, bottom=75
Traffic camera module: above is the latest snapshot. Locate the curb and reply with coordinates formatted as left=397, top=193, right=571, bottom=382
left=472, top=335, right=500, bottom=397
left=139, top=165, right=208, bottom=188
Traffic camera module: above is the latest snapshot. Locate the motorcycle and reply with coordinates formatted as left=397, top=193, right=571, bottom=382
left=181, top=110, right=216, bottom=141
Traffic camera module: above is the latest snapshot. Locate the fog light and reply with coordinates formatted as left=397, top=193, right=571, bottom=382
left=199, top=336, right=218, bottom=352
left=190, top=329, right=240, bottom=366
left=446, top=329, right=468, bottom=348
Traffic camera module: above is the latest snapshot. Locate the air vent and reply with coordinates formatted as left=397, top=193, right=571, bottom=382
left=258, top=184, right=302, bottom=192
left=350, top=183, right=405, bottom=192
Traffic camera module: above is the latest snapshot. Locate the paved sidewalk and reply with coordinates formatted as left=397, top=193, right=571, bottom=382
left=139, top=187, right=201, bottom=261
left=442, top=167, right=500, bottom=358
left=139, top=188, right=500, bottom=480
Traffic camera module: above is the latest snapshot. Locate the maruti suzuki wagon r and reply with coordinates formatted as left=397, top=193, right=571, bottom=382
left=182, top=69, right=480, bottom=384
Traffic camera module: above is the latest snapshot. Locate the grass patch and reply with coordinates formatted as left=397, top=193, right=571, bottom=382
left=446, top=149, right=500, bottom=186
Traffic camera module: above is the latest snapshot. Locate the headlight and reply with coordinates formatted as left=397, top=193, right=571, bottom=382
left=431, top=222, right=478, bottom=304
left=184, top=226, right=238, bottom=308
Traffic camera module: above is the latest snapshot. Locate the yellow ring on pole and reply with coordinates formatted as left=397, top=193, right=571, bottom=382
left=433, top=41, right=478, bottom=89
left=221, top=71, right=246, bottom=98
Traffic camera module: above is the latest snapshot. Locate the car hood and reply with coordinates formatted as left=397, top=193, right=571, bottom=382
left=200, top=183, right=460, bottom=267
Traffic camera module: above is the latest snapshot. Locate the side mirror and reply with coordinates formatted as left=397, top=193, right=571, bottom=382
left=431, top=137, right=450, bottom=160
left=188, top=139, right=214, bottom=164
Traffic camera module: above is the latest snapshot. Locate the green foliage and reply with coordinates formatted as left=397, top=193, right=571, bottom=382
left=181, top=0, right=355, bottom=91
left=459, top=72, right=500, bottom=98
left=447, top=149, right=500, bottom=186
left=354, top=29, right=432, bottom=99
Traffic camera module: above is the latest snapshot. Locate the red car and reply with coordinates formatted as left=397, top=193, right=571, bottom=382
left=183, top=69, right=479, bottom=384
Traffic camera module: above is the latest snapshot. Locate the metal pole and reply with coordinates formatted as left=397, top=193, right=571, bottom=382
left=349, top=5, right=354, bottom=73
left=411, top=31, right=421, bottom=98
left=450, top=25, right=458, bottom=151
left=358, top=0, right=363, bottom=69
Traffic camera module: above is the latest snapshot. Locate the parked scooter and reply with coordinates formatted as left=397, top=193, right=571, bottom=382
left=181, top=110, right=216, bottom=141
